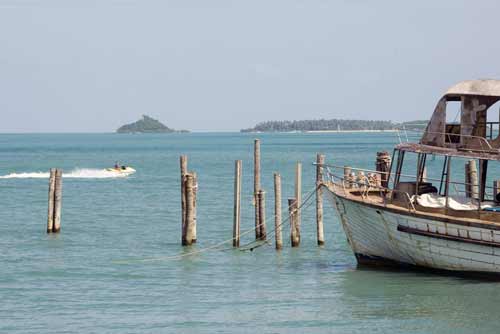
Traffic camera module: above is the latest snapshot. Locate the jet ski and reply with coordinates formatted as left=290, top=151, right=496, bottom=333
left=105, top=166, right=136, bottom=175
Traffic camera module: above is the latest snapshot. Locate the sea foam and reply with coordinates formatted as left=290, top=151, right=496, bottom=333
left=0, top=168, right=130, bottom=179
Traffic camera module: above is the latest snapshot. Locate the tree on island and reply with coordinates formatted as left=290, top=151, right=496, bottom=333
left=116, top=115, right=189, bottom=133
left=240, top=119, right=428, bottom=132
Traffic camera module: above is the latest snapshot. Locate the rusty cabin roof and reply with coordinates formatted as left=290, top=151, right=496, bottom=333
left=396, top=142, right=500, bottom=161
left=418, top=79, right=500, bottom=158
left=444, top=79, right=500, bottom=99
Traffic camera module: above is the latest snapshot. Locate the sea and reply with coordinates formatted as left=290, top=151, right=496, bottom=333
left=1, top=132, right=499, bottom=333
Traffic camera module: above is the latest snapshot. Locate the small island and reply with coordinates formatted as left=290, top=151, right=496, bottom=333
left=240, top=119, right=428, bottom=133
left=116, top=115, right=189, bottom=133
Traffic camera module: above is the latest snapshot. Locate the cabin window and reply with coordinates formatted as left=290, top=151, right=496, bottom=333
left=445, top=101, right=461, bottom=143
left=486, top=100, right=500, bottom=140
left=446, top=100, right=461, bottom=123
left=392, top=151, right=437, bottom=197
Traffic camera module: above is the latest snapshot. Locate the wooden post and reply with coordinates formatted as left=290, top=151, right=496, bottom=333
left=233, top=160, right=242, bottom=247
left=289, top=198, right=300, bottom=247
left=191, top=172, right=197, bottom=243
left=344, top=166, right=352, bottom=189
left=464, top=162, right=469, bottom=197
left=494, top=180, right=500, bottom=204
left=254, top=139, right=261, bottom=240
left=47, top=168, right=56, bottom=233
left=295, top=162, right=302, bottom=232
left=180, top=155, right=188, bottom=243
left=258, top=190, right=266, bottom=240
left=467, top=160, right=479, bottom=200
left=479, top=160, right=488, bottom=202
left=445, top=157, right=452, bottom=209
left=53, top=169, right=63, bottom=233
left=274, top=173, right=282, bottom=250
left=316, top=154, right=325, bottom=246
left=183, top=173, right=195, bottom=246
left=471, top=160, right=479, bottom=199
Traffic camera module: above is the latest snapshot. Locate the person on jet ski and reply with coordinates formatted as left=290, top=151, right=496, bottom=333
left=114, top=161, right=120, bottom=170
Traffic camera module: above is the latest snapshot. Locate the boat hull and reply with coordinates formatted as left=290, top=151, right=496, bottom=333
left=325, top=187, right=500, bottom=274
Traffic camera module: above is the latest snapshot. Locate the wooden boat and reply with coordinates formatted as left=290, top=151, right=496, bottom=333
left=323, top=79, right=500, bottom=275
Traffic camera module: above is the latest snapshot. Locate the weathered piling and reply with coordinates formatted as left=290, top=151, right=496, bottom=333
left=494, top=180, right=500, bottom=204
left=180, top=155, right=188, bottom=241
left=344, top=166, right=352, bottom=188
left=191, top=172, right=198, bottom=243
left=274, top=173, right=282, bottom=250
left=254, top=139, right=261, bottom=240
left=258, top=190, right=266, bottom=240
left=316, top=154, right=325, bottom=246
left=53, top=169, right=63, bottom=233
left=47, top=168, right=56, bottom=233
left=183, top=173, right=196, bottom=246
left=465, top=160, right=479, bottom=199
left=376, top=151, right=391, bottom=188
left=233, top=160, right=242, bottom=247
left=471, top=160, right=479, bottom=200
left=465, top=163, right=470, bottom=197
left=289, top=198, right=300, bottom=247
left=295, top=162, right=302, bottom=232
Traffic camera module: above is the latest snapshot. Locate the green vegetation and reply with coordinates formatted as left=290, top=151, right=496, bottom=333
left=116, top=115, right=189, bottom=133
left=398, top=120, right=429, bottom=130
left=240, top=119, right=428, bottom=132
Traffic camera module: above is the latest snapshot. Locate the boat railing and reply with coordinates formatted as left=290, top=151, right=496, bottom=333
left=318, top=163, right=491, bottom=194
left=486, top=121, right=500, bottom=140
left=318, top=163, right=495, bottom=210
left=396, top=128, right=496, bottom=153
left=328, top=168, right=416, bottom=212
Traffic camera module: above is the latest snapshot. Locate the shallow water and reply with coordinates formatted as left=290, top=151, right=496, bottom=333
left=1, top=132, right=499, bottom=333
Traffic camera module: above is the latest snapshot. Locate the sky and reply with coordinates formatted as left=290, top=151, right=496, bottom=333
left=1, top=0, right=500, bottom=132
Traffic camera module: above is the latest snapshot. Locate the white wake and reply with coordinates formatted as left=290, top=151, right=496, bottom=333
left=0, top=168, right=131, bottom=179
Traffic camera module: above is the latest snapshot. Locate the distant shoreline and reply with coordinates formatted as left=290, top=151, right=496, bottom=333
left=240, top=119, right=427, bottom=133
left=305, top=129, right=399, bottom=133
left=243, top=129, right=400, bottom=134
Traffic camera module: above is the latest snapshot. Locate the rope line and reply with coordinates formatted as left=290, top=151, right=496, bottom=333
left=236, top=184, right=319, bottom=252
left=113, top=184, right=321, bottom=264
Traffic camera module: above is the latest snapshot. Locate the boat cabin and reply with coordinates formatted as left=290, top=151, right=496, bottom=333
left=325, top=80, right=500, bottom=274
left=391, top=80, right=500, bottom=220
left=331, top=80, right=500, bottom=223
left=421, top=79, right=500, bottom=150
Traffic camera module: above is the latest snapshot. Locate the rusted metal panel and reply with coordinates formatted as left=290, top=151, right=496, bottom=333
left=421, top=97, right=446, bottom=146
left=396, top=142, right=500, bottom=161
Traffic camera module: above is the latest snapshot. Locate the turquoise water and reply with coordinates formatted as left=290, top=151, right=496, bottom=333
left=1, top=132, right=499, bottom=333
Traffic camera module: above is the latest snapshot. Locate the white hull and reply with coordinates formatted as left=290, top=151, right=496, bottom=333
left=325, top=188, right=500, bottom=274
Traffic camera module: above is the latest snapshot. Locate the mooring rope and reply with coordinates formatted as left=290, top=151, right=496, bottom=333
left=113, top=184, right=321, bottom=264
left=235, top=184, right=319, bottom=252
left=236, top=197, right=317, bottom=252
